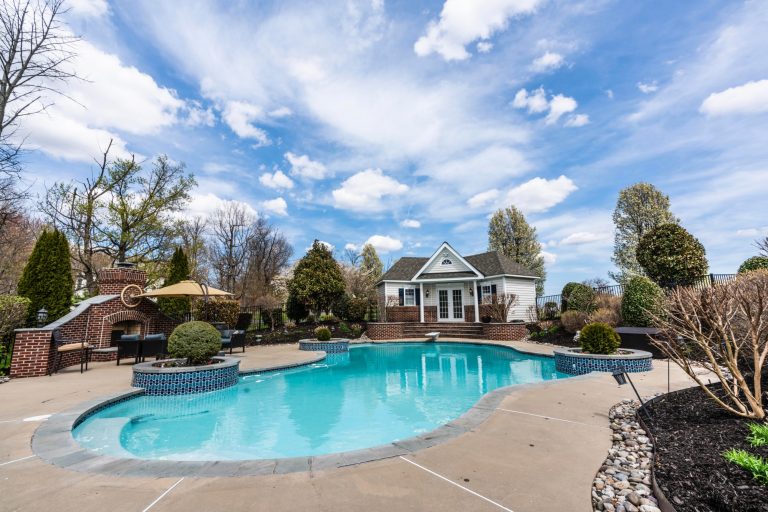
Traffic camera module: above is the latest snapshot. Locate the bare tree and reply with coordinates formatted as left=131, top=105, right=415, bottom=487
left=179, top=215, right=208, bottom=281
left=0, top=0, right=78, bottom=237
left=652, top=270, right=768, bottom=420
left=40, top=140, right=117, bottom=294
left=209, top=202, right=254, bottom=296
left=480, top=293, right=518, bottom=323
left=241, top=218, right=292, bottom=302
left=0, top=211, right=42, bottom=293
left=756, top=236, right=768, bottom=257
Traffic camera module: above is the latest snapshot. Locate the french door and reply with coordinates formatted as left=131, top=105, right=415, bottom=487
left=438, top=288, right=464, bottom=322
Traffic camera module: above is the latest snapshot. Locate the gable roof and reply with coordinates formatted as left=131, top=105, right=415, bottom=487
left=379, top=249, right=538, bottom=282
left=413, top=241, right=482, bottom=279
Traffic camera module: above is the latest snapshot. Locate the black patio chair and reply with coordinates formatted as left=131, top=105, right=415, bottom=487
left=221, top=330, right=247, bottom=354
left=49, top=329, right=91, bottom=375
left=116, top=334, right=141, bottom=365
left=140, top=333, right=167, bottom=362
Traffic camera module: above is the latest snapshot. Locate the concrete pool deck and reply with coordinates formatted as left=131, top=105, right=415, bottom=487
left=0, top=340, right=699, bottom=512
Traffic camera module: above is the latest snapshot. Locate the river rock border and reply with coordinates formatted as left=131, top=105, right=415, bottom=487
left=592, top=399, right=662, bottom=512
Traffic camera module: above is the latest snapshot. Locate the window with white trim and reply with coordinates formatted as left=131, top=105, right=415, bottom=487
left=482, top=285, right=492, bottom=297
left=441, top=258, right=452, bottom=265
left=404, top=288, right=416, bottom=306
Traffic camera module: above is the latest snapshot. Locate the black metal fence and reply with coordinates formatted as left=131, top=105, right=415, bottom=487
left=239, top=305, right=287, bottom=330
left=536, top=273, right=737, bottom=320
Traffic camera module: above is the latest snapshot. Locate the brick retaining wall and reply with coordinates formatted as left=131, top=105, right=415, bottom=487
left=482, top=323, right=528, bottom=341
left=367, top=323, right=404, bottom=340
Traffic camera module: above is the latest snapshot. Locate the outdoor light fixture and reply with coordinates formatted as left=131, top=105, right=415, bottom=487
left=36, top=308, right=48, bottom=327
left=425, top=289, right=430, bottom=298
left=612, top=367, right=645, bottom=407
left=469, top=287, right=474, bottom=296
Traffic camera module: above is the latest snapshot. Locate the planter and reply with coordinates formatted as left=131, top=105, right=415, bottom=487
left=298, top=338, right=350, bottom=353
left=132, top=356, right=240, bottom=395
left=553, top=347, right=653, bottom=375
left=615, top=327, right=666, bottom=359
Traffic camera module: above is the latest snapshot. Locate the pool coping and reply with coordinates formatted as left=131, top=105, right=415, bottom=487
left=32, top=341, right=596, bottom=478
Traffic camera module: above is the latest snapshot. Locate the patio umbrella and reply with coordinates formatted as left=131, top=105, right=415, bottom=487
left=137, top=280, right=233, bottom=299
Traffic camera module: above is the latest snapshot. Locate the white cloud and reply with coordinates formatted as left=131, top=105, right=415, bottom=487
left=564, top=113, right=590, bottom=127
left=67, top=0, right=108, bottom=17
left=504, top=175, right=577, bottom=213
left=365, top=235, right=403, bottom=253
left=185, top=194, right=257, bottom=219
left=285, top=152, right=328, bottom=180
left=637, top=81, right=659, bottom=94
left=22, top=39, right=183, bottom=161
left=545, top=94, right=577, bottom=124
left=606, top=89, right=614, bottom=99
left=467, top=189, right=500, bottom=208
left=512, top=87, right=580, bottom=125
left=222, top=101, right=270, bottom=145
left=559, top=231, right=608, bottom=245
left=260, top=197, right=288, bottom=216
left=259, top=170, right=294, bottom=190
left=401, top=219, right=422, bottom=228
left=531, top=51, right=564, bottom=73
left=332, top=168, right=409, bottom=211
left=183, top=101, right=216, bottom=127
left=477, top=41, right=493, bottom=53
left=344, top=243, right=359, bottom=251
left=512, top=87, right=549, bottom=113
left=268, top=106, right=293, bottom=118
left=700, top=80, right=768, bottom=116
left=540, top=250, right=557, bottom=265
left=735, top=227, right=768, bottom=237
left=414, top=0, right=543, bottom=61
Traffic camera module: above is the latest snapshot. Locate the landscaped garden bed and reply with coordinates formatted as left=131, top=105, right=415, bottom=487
left=643, top=385, right=768, bottom=512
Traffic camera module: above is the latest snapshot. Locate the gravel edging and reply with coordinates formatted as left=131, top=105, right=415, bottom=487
left=592, top=399, right=662, bottom=512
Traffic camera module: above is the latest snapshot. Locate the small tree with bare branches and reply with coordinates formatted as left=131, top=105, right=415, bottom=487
left=652, top=270, right=768, bottom=420
left=481, top=293, right=518, bottom=323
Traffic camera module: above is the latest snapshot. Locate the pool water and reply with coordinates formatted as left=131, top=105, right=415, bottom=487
left=73, top=343, right=570, bottom=461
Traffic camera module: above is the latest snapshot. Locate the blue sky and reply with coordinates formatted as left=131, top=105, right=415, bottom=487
left=19, top=0, right=768, bottom=295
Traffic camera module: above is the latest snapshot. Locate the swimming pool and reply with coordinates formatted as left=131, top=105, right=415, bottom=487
left=73, top=343, right=570, bottom=461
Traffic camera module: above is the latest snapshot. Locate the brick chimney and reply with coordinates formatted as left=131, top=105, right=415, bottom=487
left=97, top=264, right=147, bottom=295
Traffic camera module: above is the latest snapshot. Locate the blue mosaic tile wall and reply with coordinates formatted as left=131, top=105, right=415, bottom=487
left=555, top=352, right=652, bottom=375
left=299, top=340, right=349, bottom=353
left=132, top=363, right=240, bottom=395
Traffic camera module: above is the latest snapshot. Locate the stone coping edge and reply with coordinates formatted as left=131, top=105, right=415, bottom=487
left=297, top=338, right=349, bottom=343
left=132, top=356, right=239, bottom=374
left=553, top=347, right=653, bottom=360
left=32, top=342, right=586, bottom=478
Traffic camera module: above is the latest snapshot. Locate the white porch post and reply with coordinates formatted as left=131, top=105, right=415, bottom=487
left=419, top=282, right=425, bottom=323
left=473, top=279, right=480, bottom=323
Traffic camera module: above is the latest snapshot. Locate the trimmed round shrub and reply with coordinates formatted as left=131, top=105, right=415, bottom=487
left=561, top=310, right=588, bottom=334
left=636, top=223, right=708, bottom=286
left=168, top=321, right=222, bottom=365
left=346, top=297, right=369, bottom=322
left=621, top=276, right=665, bottom=327
left=566, top=283, right=597, bottom=313
left=560, top=282, right=580, bottom=311
left=314, top=326, right=332, bottom=341
left=738, top=256, right=768, bottom=274
left=580, top=322, right=621, bottom=354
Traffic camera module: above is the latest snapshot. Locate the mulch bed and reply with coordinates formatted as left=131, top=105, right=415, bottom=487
left=643, top=385, right=768, bottom=511
left=248, top=322, right=366, bottom=345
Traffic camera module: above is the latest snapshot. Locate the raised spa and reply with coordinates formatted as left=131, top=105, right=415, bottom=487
left=73, top=343, right=570, bottom=461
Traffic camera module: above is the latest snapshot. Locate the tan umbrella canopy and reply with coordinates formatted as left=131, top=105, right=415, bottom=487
left=137, top=280, right=233, bottom=298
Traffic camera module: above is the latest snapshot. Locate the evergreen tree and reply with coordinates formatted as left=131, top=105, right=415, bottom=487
left=17, top=229, right=73, bottom=325
left=488, top=206, right=546, bottom=296
left=636, top=223, right=708, bottom=286
left=288, top=240, right=345, bottom=314
left=158, top=247, right=191, bottom=319
left=360, top=243, right=383, bottom=281
left=611, top=183, right=678, bottom=282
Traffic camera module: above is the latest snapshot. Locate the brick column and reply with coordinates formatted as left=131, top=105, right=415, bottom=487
left=11, top=329, right=54, bottom=378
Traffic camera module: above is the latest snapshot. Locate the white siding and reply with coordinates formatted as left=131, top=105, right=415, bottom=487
left=503, top=277, right=537, bottom=321
left=421, top=248, right=472, bottom=274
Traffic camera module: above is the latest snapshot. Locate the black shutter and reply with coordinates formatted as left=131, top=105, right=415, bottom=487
left=398, top=288, right=404, bottom=306
left=491, top=284, right=497, bottom=297
left=416, top=289, right=421, bottom=306
left=477, top=286, right=483, bottom=302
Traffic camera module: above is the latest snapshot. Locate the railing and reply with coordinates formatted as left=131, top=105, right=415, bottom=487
left=239, top=305, right=287, bottom=330
left=536, top=274, right=737, bottom=320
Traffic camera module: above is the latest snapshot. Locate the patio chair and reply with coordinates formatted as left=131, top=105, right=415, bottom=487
left=140, top=333, right=167, bottom=362
left=116, top=334, right=141, bottom=365
left=221, top=330, right=247, bottom=354
left=49, top=329, right=91, bottom=375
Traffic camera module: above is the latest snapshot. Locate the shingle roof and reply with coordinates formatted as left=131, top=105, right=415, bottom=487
left=378, top=250, right=538, bottom=283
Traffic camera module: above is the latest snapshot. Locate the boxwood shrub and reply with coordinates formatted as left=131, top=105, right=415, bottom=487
left=314, top=326, right=332, bottom=341
left=621, top=276, right=665, bottom=327
left=580, top=322, right=621, bottom=355
left=168, top=321, right=222, bottom=365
